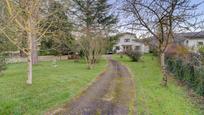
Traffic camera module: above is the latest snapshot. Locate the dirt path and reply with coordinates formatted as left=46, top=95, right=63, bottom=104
left=46, top=58, right=136, bottom=115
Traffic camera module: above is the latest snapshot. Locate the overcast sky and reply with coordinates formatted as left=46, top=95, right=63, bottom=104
left=108, top=0, right=204, bottom=34
left=108, top=0, right=204, bottom=12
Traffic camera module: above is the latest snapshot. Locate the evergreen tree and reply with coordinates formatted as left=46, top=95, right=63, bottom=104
left=71, top=0, right=117, bottom=68
left=41, top=1, right=73, bottom=55
left=96, top=0, right=117, bottom=29
left=72, top=0, right=117, bottom=33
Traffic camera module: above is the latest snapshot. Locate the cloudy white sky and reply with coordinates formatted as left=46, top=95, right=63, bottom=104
left=108, top=0, right=204, bottom=12
left=108, top=0, right=204, bottom=34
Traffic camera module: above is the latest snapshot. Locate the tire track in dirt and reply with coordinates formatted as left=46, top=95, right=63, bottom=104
left=46, top=58, right=136, bottom=115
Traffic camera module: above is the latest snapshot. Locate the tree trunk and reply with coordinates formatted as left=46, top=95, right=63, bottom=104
left=160, top=52, right=167, bottom=86
left=27, top=50, right=32, bottom=85
left=32, top=36, right=38, bottom=64
left=26, top=17, right=33, bottom=85
left=27, top=29, right=33, bottom=85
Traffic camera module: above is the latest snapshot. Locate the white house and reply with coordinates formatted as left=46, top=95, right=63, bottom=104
left=113, top=33, right=149, bottom=53
left=148, top=31, right=204, bottom=53
left=175, top=32, right=204, bottom=52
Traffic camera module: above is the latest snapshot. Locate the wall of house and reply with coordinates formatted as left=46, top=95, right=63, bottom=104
left=144, top=45, right=150, bottom=53
left=184, top=38, right=204, bottom=51
left=113, top=34, right=149, bottom=53
left=117, top=34, right=137, bottom=45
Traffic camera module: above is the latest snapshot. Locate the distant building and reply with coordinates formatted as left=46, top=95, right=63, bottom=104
left=113, top=33, right=149, bottom=53
left=175, top=31, right=204, bottom=52
left=149, top=31, right=204, bottom=53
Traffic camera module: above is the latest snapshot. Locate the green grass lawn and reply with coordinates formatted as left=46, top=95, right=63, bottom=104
left=113, top=54, right=203, bottom=115
left=0, top=59, right=107, bottom=115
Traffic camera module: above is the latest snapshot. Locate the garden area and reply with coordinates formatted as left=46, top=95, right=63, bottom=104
left=1, top=0, right=204, bottom=114
left=113, top=54, right=203, bottom=115
left=0, top=59, right=107, bottom=114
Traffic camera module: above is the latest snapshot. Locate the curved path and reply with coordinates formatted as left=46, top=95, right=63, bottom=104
left=46, top=58, right=135, bottom=115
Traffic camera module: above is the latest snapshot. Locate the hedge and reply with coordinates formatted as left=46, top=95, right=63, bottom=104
left=39, top=50, right=60, bottom=56
left=126, top=50, right=142, bottom=62
left=166, top=57, right=204, bottom=96
left=0, top=53, right=6, bottom=74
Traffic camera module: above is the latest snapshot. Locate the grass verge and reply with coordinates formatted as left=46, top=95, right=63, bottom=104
left=0, top=59, right=106, bottom=115
left=113, top=54, right=203, bottom=115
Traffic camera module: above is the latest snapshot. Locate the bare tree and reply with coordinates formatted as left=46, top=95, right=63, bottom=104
left=70, top=0, right=117, bottom=69
left=0, top=0, right=50, bottom=84
left=123, top=0, right=201, bottom=86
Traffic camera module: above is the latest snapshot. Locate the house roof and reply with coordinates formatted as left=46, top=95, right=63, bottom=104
left=175, top=31, right=204, bottom=42
left=148, top=31, right=204, bottom=45
left=177, top=31, right=204, bottom=38
left=115, top=32, right=137, bottom=38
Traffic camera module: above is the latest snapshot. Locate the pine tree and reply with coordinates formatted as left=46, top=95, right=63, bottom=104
left=72, top=0, right=117, bottom=68
left=41, top=1, right=73, bottom=55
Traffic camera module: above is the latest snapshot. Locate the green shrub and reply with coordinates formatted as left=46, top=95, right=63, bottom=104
left=39, top=50, right=60, bottom=56
left=166, top=57, right=204, bottom=96
left=199, top=46, right=204, bottom=64
left=194, top=67, right=204, bottom=95
left=126, top=50, right=142, bottom=62
left=149, top=47, right=158, bottom=56
left=199, top=46, right=204, bottom=53
left=0, top=54, right=6, bottom=74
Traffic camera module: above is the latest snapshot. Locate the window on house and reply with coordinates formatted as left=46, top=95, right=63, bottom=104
left=186, top=40, right=189, bottom=45
left=115, top=46, right=120, bottom=50
left=198, top=42, right=203, bottom=45
left=124, top=39, right=130, bottom=42
left=135, top=46, right=140, bottom=50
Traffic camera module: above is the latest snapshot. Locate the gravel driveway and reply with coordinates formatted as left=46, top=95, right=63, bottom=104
left=46, top=58, right=136, bottom=115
